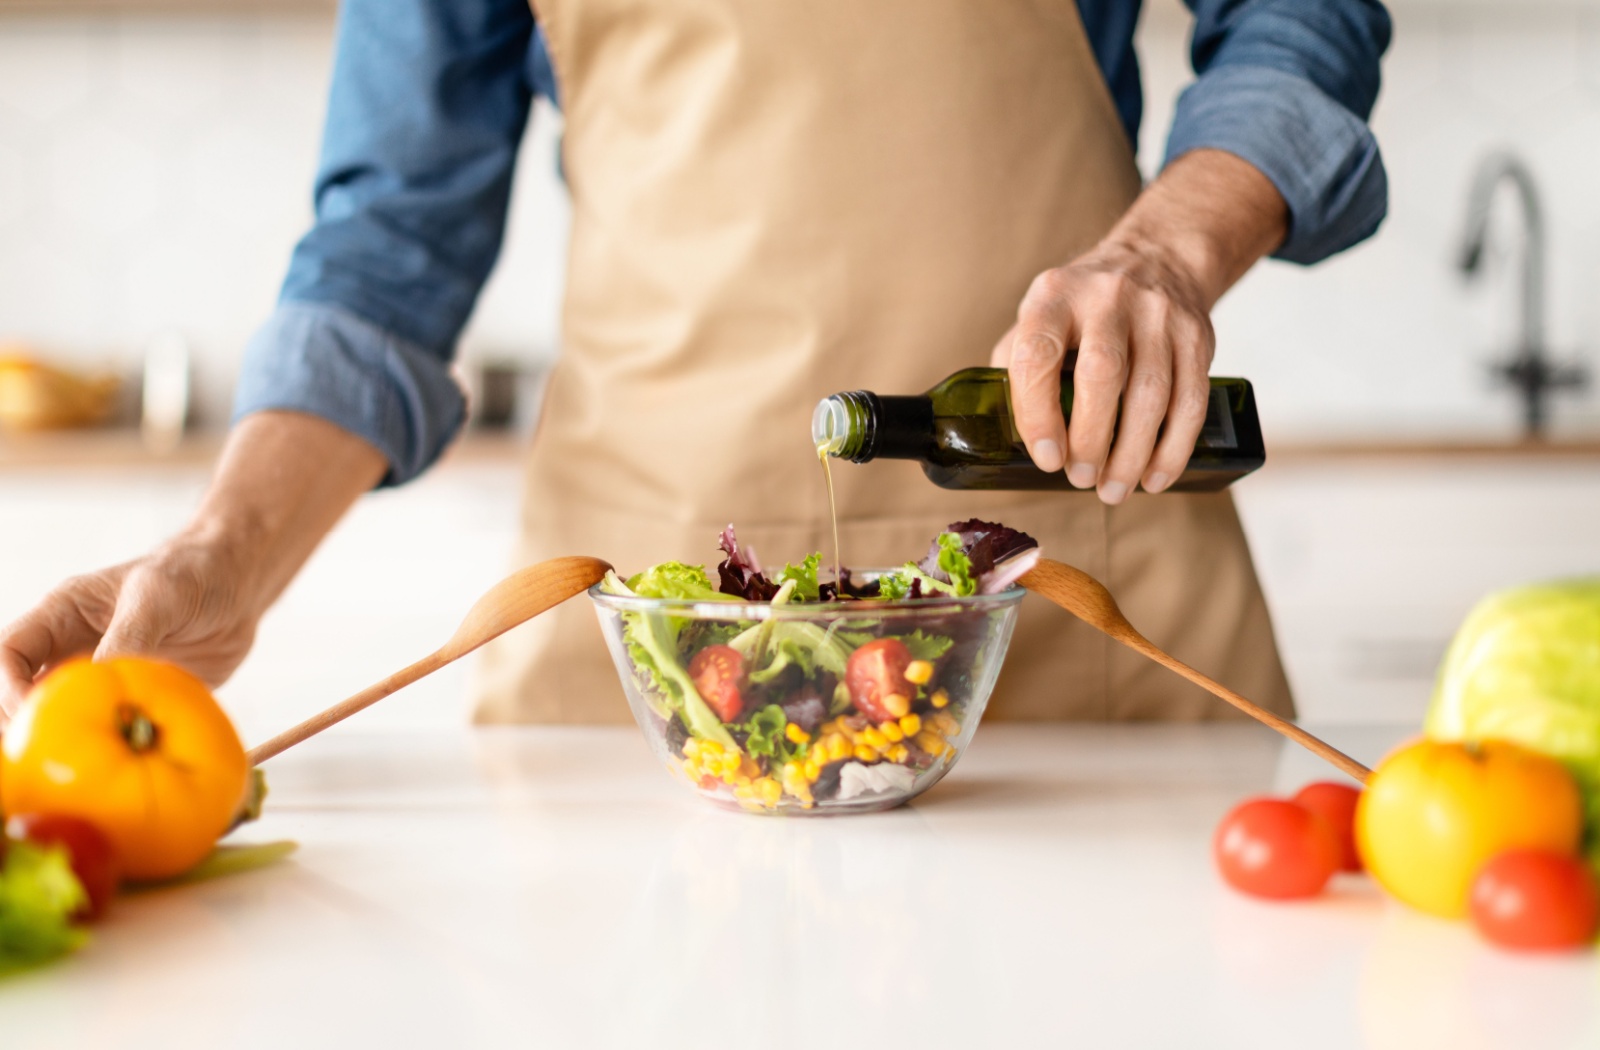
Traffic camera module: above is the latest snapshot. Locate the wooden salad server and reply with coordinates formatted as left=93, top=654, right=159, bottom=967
left=1018, top=557, right=1371, bottom=783
left=247, top=555, right=612, bottom=766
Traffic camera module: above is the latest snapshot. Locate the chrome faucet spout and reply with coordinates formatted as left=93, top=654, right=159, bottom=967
left=1456, top=151, right=1583, bottom=438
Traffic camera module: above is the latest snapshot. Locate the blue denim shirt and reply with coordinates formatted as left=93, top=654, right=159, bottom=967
left=237, top=0, right=1392, bottom=485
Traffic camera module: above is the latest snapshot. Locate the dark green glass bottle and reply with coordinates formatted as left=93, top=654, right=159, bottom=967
left=812, top=367, right=1264, bottom=492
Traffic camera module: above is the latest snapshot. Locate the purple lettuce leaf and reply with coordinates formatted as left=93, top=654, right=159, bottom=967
left=715, top=524, right=780, bottom=600
left=915, top=519, right=1040, bottom=595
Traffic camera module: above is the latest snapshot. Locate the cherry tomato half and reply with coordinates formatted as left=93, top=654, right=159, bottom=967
left=1469, top=849, right=1600, bottom=952
left=1214, top=798, right=1340, bottom=900
left=688, top=645, right=745, bottom=723
left=1292, top=781, right=1364, bottom=873
left=6, top=813, right=120, bottom=921
left=844, top=638, right=914, bottom=723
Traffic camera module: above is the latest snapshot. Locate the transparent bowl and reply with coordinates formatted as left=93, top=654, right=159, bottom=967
left=590, top=576, right=1023, bottom=815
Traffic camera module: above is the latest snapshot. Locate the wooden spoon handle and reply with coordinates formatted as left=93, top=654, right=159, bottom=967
left=247, top=649, right=449, bottom=766
left=247, top=556, right=610, bottom=766
left=1115, top=628, right=1371, bottom=783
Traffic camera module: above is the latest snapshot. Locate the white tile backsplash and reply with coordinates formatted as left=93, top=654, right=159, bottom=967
left=0, top=5, right=1597, bottom=436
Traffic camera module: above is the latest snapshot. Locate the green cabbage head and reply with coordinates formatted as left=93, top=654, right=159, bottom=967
left=1426, top=579, right=1600, bottom=845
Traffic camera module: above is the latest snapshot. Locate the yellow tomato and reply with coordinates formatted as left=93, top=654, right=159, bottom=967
left=0, top=657, right=249, bottom=881
left=1355, top=738, right=1582, bottom=918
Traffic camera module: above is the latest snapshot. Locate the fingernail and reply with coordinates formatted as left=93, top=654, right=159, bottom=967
left=1033, top=439, right=1063, bottom=472
left=1146, top=472, right=1169, bottom=493
left=1100, top=480, right=1128, bottom=505
left=1067, top=462, right=1098, bottom=489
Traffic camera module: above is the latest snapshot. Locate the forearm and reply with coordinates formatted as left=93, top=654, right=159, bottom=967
left=1103, top=149, right=1288, bottom=308
left=186, top=411, right=387, bottom=616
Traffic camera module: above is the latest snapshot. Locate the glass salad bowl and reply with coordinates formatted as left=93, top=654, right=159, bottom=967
left=591, top=577, right=1023, bottom=815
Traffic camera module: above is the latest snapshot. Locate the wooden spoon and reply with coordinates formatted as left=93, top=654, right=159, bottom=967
left=1019, top=557, right=1371, bottom=783
left=247, top=555, right=612, bottom=766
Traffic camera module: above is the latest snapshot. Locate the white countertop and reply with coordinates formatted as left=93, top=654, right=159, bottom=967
left=2, top=723, right=1597, bottom=1050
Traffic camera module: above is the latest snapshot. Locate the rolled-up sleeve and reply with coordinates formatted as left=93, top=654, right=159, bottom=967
left=1165, top=0, right=1393, bottom=265
left=233, top=0, right=537, bottom=485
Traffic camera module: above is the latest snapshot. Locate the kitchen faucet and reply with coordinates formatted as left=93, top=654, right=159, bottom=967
left=1456, top=151, right=1586, bottom=438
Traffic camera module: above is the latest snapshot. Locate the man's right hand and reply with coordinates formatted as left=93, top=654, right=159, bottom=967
left=0, top=533, right=262, bottom=720
left=0, top=410, right=388, bottom=725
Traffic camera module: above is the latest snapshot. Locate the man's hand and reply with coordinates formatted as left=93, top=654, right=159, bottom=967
left=993, top=149, right=1288, bottom=504
left=0, top=535, right=262, bottom=717
left=0, top=411, right=386, bottom=723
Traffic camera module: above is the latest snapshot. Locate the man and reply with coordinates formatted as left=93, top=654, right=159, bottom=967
left=0, top=1, right=1390, bottom=725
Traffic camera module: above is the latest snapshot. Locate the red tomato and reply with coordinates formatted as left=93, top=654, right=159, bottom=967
left=688, top=645, right=745, bottom=722
left=844, top=638, right=914, bottom=723
left=1214, top=798, right=1340, bottom=900
left=1292, top=781, right=1364, bottom=873
left=6, top=813, right=120, bottom=921
left=1469, top=849, right=1600, bottom=951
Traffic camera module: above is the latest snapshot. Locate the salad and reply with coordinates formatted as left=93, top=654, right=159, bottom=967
left=599, top=519, right=1039, bottom=811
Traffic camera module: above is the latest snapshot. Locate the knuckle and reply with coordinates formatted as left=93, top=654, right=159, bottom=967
left=1126, top=369, right=1173, bottom=403
left=1029, top=268, right=1073, bottom=303
left=1011, top=332, right=1064, bottom=371
left=1073, top=342, right=1127, bottom=384
left=1175, top=383, right=1212, bottom=422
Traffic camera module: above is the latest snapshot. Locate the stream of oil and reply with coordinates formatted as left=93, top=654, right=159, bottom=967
left=817, top=443, right=843, bottom=595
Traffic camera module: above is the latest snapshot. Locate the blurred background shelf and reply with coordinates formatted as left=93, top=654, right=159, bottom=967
left=0, top=429, right=527, bottom=470
left=0, top=0, right=334, bottom=13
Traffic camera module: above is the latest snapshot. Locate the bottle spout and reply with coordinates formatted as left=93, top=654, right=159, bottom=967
left=811, top=395, right=853, bottom=457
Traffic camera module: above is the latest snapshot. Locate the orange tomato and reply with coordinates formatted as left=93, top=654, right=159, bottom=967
left=0, top=657, right=248, bottom=881
left=1355, top=738, right=1583, bottom=918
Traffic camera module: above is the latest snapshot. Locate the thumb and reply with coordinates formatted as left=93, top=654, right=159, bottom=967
left=989, top=323, right=1018, bottom=368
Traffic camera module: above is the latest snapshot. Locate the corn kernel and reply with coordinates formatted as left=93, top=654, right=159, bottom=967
left=887, top=744, right=910, bottom=764
left=883, top=693, right=911, bottom=719
left=930, top=690, right=950, bottom=709
left=904, top=660, right=934, bottom=685
left=899, top=713, right=922, bottom=737
left=854, top=744, right=878, bottom=763
left=879, top=721, right=904, bottom=743
left=828, top=737, right=851, bottom=762
left=916, top=730, right=949, bottom=756
left=932, top=713, right=960, bottom=737
left=862, top=727, right=889, bottom=750
left=759, top=778, right=782, bottom=804
left=803, top=760, right=821, bottom=780
left=683, top=739, right=702, bottom=759
left=785, top=723, right=812, bottom=745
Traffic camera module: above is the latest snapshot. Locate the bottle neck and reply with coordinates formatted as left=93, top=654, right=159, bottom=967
left=813, top=392, right=933, bottom=462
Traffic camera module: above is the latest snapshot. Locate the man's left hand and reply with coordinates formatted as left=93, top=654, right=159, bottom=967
left=992, top=149, right=1288, bottom=504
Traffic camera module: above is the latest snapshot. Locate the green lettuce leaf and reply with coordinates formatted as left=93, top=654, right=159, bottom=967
left=741, top=705, right=788, bottom=759
left=625, top=562, right=728, bottom=602
left=878, top=532, right=980, bottom=600
left=747, top=634, right=820, bottom=685
left=776, top=554, right=822, bottom=602
left=730, top=620, right=852, bottom=680
left=0, top=842, right=87, bottom=973
left=603, top=571, right=738, bottom=750
left=931, top=532, right=977, bottom=595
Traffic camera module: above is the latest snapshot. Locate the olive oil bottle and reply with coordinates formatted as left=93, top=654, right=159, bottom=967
left=812, top=367, right=1264, bottom=492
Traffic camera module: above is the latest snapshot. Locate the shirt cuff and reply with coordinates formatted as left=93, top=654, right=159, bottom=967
left=1163, top=64, right=1388, bottom=265
left=232, top=301, right=468, bottom=486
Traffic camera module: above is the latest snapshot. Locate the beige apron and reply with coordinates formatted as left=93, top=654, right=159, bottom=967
left=472, top=0, right=1294, bottom=724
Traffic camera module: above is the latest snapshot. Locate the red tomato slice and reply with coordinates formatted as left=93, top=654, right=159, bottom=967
left=1292, top=781, right=1364, bottom=873
left=6, top=813, right=120, bottom=922
left=1213, top=798, right=1339, bottom=900
left=1470, top=849, right=1600, bottom=951
left=844, top=638, right=914, bottom=723
left=688, top=645, right=745, bottom=722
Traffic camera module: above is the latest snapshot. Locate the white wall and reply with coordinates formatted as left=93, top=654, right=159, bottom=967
left=0, top=12, right=570, bottom=426
left=1, top=3, right=1598, bottom=435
